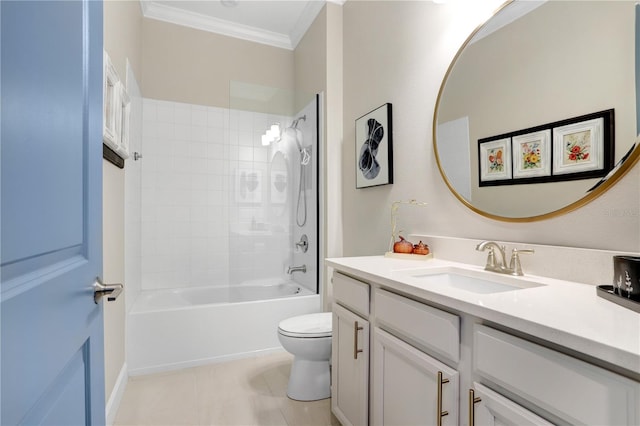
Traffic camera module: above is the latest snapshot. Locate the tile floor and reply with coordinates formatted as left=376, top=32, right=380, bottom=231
left=114, top=351, right=341, bottom=426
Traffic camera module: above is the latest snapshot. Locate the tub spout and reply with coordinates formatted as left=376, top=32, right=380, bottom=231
left=287, top=265, right=307, bottom=274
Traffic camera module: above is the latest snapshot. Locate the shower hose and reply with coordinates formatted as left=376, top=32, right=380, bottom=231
left=296, top=148, right=310, bottom=227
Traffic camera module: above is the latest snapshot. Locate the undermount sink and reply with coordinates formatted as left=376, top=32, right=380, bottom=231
left=399, top=269, right=546, bottom=294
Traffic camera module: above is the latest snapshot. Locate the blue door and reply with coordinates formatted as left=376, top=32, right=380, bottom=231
left=1, top=0, right=105, bottom=424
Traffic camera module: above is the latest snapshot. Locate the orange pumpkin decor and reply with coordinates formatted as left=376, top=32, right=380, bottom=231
left=412, top=241, right=430, bottom=255
left=393, top=236, right=414, bottom=254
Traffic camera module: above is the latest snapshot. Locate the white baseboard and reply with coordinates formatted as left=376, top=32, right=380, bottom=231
left=106, top=363, right=128, bottom=426
left=128, top=347, right=286, bottom=377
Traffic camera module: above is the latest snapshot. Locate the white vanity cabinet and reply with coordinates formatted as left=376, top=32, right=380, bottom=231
left=329, top=261, right=640, bottom=426
left=372, top=328, right=459, bottom=426
left=331, top=271, right=463, bottom=426
left=332, top=272, right=370, bottom=426
left=469, top=382, right=553, bottom=426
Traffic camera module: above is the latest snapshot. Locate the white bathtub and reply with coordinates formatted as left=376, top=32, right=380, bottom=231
left=127, top=282, right=321, bottom=375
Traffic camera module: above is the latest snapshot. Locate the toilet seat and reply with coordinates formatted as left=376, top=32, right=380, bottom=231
left=278, top=312, right=332, bottom=338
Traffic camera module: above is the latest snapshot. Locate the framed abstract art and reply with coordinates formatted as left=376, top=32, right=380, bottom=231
left=355, top=103, right=393, bottom=188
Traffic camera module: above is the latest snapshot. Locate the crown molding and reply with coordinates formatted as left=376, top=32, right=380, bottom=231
left=140, top=1, right=294, bottom=50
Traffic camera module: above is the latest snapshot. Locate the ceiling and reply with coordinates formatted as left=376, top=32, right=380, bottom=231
left=140, top=0, right=339, bottom=50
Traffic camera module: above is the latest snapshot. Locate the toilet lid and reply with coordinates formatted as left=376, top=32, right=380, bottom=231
left=278, top=312, right=332, bottom=338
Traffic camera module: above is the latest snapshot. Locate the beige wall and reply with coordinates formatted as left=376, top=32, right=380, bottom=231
left=142, top=19, right=295, bottom=108
left=323, top=4, right=344, bottom=309
left=294, top=6, right=327, bottom=106
left=323, top=2, right=344, bottom=238
left=103, top=0, right=143, bottom=408
left=342, top=1, right=640, bottom=255
left=104, top=0, right=142, bottom=81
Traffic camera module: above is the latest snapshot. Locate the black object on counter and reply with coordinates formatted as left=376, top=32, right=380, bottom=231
left=596, top=285, right=640, bottom=313
left=612, top=255, right=640, bottom=301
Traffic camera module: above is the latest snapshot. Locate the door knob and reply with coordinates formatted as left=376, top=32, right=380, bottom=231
left=93, top=277, right=123, bottom=304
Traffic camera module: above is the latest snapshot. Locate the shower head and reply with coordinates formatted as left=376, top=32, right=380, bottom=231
left=291, top=115, right=306, bottom=129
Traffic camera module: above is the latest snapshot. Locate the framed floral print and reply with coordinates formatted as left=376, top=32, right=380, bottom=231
left=479, top=137, right=512, bottom=185
left=512, top=130, right=551, bottom=179
left=552, top=114, right=608, bottom=175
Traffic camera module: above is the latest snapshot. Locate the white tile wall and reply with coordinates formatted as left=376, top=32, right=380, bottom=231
left=140, top=99, right=316, bottom=291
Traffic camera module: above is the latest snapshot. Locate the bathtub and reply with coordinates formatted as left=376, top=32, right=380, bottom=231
left=127, top=282, right=321, bottom=375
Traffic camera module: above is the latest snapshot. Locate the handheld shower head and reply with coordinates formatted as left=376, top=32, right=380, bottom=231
left=280, top=116, right=311, bottom=166
left=300, top=147, right=311, bottom=166
left=292, top=127, right=311, bottom=166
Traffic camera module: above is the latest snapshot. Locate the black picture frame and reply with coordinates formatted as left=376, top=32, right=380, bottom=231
left=355, top=103, right=393, bottom=188
left=478, top=109, right=614, bottom=187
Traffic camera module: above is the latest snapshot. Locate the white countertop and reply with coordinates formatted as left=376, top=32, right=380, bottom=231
left=326, top=256, right=640, bottom=375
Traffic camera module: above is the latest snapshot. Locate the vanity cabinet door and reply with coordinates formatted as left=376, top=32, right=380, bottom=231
left=372, top=328, right=459, bottom=426
left=474, top=325, right=640, bottom=425
left=332, top=303, right=369, bottom=426
left=470, top=383, right=553, bottom=426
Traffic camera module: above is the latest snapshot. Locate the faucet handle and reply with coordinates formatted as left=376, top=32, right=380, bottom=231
left=509, top=248, right=534, bottom=276
left=485, top=247, right=497, bottom=269
left=295, top=234, right=309, bottom=253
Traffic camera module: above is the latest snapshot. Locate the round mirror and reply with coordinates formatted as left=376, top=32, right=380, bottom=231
left=434, top=0, right=640, bottom=221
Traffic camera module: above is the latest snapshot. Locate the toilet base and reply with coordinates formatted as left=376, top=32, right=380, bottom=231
left=287, top=358, right=330, bottom=401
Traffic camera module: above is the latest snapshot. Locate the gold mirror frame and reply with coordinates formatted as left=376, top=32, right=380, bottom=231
left=432, top=0, right=640, bottom=223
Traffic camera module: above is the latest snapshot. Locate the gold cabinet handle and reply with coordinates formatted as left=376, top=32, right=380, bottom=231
left=469, top=389, right=482, bottom=426
left=353, top=321, right=364, bottom=359
left=437, top=371, right=450, bottom=426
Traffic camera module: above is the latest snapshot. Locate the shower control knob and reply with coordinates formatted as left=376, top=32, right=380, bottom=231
left=296, top=234, right=309, bottom=253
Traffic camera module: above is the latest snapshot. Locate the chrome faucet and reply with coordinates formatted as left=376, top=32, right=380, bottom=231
left=475, top=241, right=534, bottom=276
left=287, top=264, right=307, bottom=274
left=476, top=241, right=507, bottom=272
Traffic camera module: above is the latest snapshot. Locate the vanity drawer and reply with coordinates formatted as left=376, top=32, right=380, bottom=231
left=374, top=288, right=460, bottom=363
left=474, top=325, right=640, bottom=425
left=333, top=271, right=370, bottom=318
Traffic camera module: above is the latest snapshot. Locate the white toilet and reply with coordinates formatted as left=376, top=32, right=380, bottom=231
left=277, top=312, right=332, bottom=401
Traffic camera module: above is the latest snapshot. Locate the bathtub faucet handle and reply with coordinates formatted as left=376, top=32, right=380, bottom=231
left=295, top=234, right=309, bottom=253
